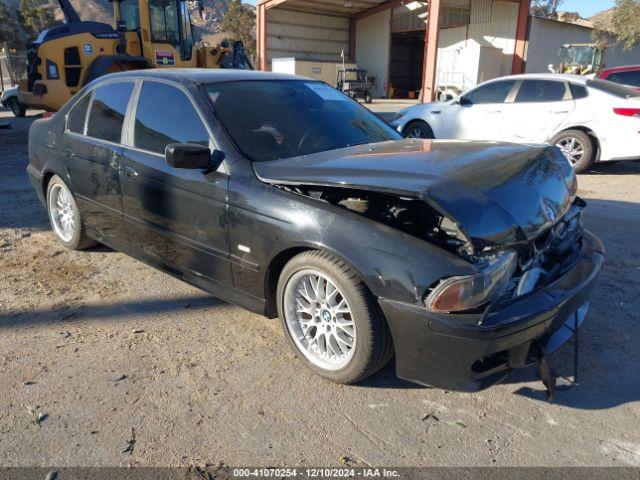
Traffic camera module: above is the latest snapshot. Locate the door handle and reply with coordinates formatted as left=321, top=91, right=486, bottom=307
left=121, top=165, right=138, bottom=180
left=62, top=148, right=76, bottom=159
left=551, top=110, right=569, bottom=114
left=487, top=110, right=502, bottom=114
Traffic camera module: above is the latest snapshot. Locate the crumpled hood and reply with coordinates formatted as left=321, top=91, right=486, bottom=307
left=254, top=139, right=577, bottom=247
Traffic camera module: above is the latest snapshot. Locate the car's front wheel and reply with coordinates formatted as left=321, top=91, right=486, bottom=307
left=551, top=130, right=595, bottom=173
left=403, top=121, right=434, bottom=139
left=8, top=97, right=26, bottom=118
left=46, top=175, right=96, bottom=250
left=277, top=251, right=393, bottom=384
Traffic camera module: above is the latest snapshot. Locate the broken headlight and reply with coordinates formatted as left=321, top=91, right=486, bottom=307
left=424, top=250, right=517, bottom=313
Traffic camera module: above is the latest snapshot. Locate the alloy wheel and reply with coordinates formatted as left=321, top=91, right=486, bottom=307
left=49, top=183, right=77, bottom=243
left=283, top=269, right=357, bottom=371
left=556, top=137, right=584, bottom=166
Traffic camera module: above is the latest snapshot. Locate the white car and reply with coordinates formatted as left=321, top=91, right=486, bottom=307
left=392, top=74, right=640, bottom=172
left=0, top=86, right=26, bottom=117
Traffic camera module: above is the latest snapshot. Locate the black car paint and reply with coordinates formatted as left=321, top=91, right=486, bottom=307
left=254, top=139, right=576, bottom=248
left=27, top=70, right=603, bottom=391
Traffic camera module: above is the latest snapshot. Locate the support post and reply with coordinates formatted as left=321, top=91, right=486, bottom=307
left=257, top=3, right=268, bottom=71
left=512, top=0, right=530, bottom=74
left=349, top=17, right=357, bottom=63
left=420, top=0, right=441, bottom=102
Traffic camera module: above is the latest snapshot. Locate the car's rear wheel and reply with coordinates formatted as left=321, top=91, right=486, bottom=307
left=403, top=121, right=434, bottom=139
left=8, top=97, right=26, bottom=118
left=277, top=251, right=393, bottom=384
left=551, top=130, right=595, bottom=173
left=46, top=175, right=96, bottom=250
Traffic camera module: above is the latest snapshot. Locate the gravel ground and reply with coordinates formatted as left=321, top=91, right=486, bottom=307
left=0, top=107, right=639, bottom=468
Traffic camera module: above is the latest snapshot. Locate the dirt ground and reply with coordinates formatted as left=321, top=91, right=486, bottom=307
left=1, top=107, right=639, bottom=468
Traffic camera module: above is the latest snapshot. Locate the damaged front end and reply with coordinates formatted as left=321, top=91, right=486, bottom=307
left=254, top=139, right=603, bottom=391
left=275, top=181, right=587, bottom=318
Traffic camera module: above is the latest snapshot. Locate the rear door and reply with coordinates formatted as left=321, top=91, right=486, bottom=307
left=441, top=79, right=517, bottom=141
left=505, top=79, right=575, bottom=143
left=63, top=80, right=135, bottom=242
left=119, top=80, right=231, bottom=285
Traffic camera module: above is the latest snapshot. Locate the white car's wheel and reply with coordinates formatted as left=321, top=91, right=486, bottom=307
left=403, top=121, right=434, bottom=139
left=552, top=130, right=595, bottom=173
left=277, top=251, right=393, bottom=384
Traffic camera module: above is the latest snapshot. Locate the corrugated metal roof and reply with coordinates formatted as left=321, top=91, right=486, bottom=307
left=259, top=0, right=389, bottom=17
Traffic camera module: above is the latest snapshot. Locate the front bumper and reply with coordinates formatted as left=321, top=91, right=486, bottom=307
left=379, top=231, right=604, bottom=391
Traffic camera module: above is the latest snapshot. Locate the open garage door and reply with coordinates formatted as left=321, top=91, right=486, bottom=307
left=389, top=31, right=425, bottom=99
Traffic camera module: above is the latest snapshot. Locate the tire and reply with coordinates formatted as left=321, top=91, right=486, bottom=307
left=46, top=175, right=96, bottom=250
left=403, top=121, right=434, bottom=139
left=277, top=250, right=393, bottom=384
left=551, top=130, right=595, bottom=173
left=8, top=97, right=26, bottom=118
left=364, top=92, right=373, bottom=104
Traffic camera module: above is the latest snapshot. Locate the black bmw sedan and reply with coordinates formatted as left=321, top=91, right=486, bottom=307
left=27, top=70, right=604, bottom=391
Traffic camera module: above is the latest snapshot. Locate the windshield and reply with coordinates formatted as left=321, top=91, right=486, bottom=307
left=564, top=46, right=596, bottom=66
left=587, top=79, right=640, bottom=99
left=205, top=80, right=400, bottom=162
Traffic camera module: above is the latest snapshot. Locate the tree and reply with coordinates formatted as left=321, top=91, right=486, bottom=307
left=596, top=0, right=640, bottom=51
left=18, top=0, right=57, bottom=40
left=0, top=2, right=23, bottom=49
left=531, top=0, right=564, bottom=18
left=221, top=0, right=256, bottom=59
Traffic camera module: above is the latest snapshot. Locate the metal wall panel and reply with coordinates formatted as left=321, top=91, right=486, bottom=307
left=470, top=0, right=492, bottom=24
left=466, top=0, right=518, bottom=75
left=267, top=8, right=350, bottom=65
left=355, top=9, right=391, bottom=98
left=526, top=16, right=640, bottom=73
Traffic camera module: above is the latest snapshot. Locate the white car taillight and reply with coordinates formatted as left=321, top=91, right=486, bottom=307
left=425, top=250, right=517, bottom=313
left=613, top=108, right=640, bottom=117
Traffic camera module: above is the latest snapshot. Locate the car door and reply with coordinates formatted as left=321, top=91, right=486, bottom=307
left=504, top=79, right=575, bottom=143
left=441, top=79, right=517, bottom=141
left=63, top=80, right=135, bottom=242
left=119, top=79, right=231, bottom=286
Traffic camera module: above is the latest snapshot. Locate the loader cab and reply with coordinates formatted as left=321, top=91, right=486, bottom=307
left=114, top=0, right=197, bottom=66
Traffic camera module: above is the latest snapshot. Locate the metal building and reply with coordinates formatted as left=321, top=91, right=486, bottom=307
left=256, top=0, right=531, bottom=101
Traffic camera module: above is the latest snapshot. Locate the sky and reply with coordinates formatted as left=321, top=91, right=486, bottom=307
left=243, top=0, right=615, bottom=18
left=561, top=0, right=614, bottom=17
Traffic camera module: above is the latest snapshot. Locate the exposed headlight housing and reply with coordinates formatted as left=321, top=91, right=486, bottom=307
left=424, top=250, right=517, bottom=313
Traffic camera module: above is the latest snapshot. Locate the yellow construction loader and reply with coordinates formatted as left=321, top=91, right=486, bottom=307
left=19, top=0, right=252, bottom=111
left=549, top=43, right=606, bottom=76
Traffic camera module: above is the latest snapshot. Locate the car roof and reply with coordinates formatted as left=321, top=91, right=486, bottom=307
left=485, top=73, right=588, bottom=84
left=600, top=64, right=640, bottom=74
left=98, top=68, right=308, bottom=85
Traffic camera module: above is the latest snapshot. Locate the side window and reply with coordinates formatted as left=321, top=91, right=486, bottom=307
left=463, top=81, right=516, bottom=105
left=515, top=80, right=566, bottom=103
left=607, top=70, right=640, bottom=88
left=86, top=82, right=135, bottom=143
left=67, top=92, right=92, bottom=134
left=570, top=83, right=589, bottom=100
left=134, top=82, right=210, bottom=154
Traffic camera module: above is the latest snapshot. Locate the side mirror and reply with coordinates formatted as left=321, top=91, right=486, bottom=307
left=166, top=143, right=220, bottom=170
left=459, top=96, right=472, bottom=106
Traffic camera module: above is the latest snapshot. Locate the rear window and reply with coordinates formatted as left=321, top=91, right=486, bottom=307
left=569, top=83, right=589, bottom=100
left=515, top=80, right=567, bottom=103
left=86, top=82, right=135, bottom=143
left=587, top=79, right=640, bottom=99
left=606, top=70, right=640, bottom=88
